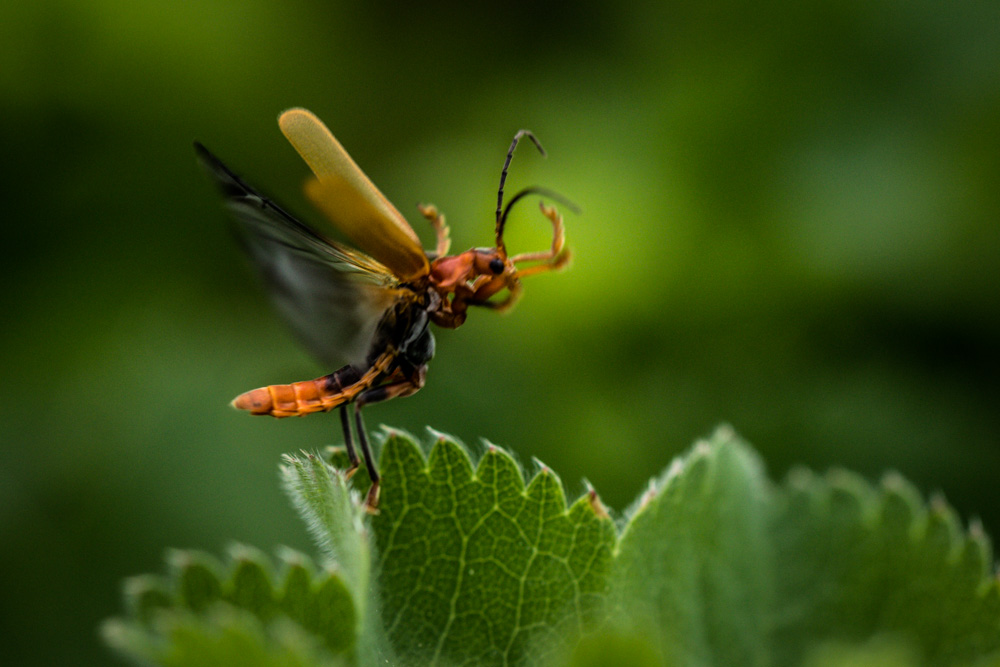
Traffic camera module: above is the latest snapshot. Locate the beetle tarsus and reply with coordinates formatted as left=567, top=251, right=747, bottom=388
left=363, top=481, right=381, bottom=513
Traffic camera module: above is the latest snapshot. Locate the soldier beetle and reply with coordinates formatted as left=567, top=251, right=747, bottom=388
left=196, top=109, right=572, bottom=508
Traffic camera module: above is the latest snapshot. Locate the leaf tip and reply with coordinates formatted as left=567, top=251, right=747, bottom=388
left=274, top=545, right=311, bottom=571
left=880, top=470, right=920, bottom=500
left=533, top=456, right=552, bottom=475
left=425, top=425, right=453, bottom=445
left=381, top=425, right=403, bottom=439
left=710, top=422, right=737, bottom=442
left=226, top=542, right=268, bottom=565
left=586, top=483, right=611, bottom=520
left=785, top=466, right=815, bottom=490
left=166, top=548, right=220, bottom=574
left=928, top=491, right=952, bottom=515
left=692, top=439, right=713, bottom=458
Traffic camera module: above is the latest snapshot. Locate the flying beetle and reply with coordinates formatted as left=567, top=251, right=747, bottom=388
left=195, top=109, right=571, bottom=508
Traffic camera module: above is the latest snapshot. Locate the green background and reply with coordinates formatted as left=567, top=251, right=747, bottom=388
left=2, top=1, right=998, bottom=664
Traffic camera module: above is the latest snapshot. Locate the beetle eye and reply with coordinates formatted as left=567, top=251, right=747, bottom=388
left=489, top=258, right=505, bottom=274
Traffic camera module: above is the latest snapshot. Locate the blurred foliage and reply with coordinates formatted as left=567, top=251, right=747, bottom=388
left=1, top=0, right=998, bottom=664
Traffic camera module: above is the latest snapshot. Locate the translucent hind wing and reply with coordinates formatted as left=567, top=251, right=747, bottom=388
left=196, top=142, right=401, bottom=369
left=278, top=108, right=430, bottom=281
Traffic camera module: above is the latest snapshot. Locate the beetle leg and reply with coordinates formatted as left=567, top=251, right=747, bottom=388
left=352, top=366, right=428, bottom=511
left=352, top=405, right=380, bottom=511
left=512, top=247, right=571, bottom=279
left=339, top=405, right=361, bottom=479
left=418, top=203, right=450, bottom=257
left=509, top=203, right=568, bottom=273
left=469, top=281, right=523, bottom=312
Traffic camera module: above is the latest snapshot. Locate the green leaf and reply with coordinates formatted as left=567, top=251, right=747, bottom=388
left=279, top=452, right=370, bottom=601
left=771, top=467, right=1000, bottom=665
left=562, top=630, right=663, bottom=667
left=225, top=544, right=279, bottom=620
left=607, top=426, right=1000, bottom=667
left=123, top=574, right=173, bottom=624
left=104, top=548, right=358, bottom=665
left=609, top=426, right=774, bottom=666
left=370, top=430, right=617, bottom=665
left=104, top=604, right=347, bottom=667
left=104, top=426, right=1000, bottom=667
left=171, top=549, right=225, bottom=612
left=797, top=634, right=922, bottom=667
left=276, top=551, right=357, bottom=659
left=279, top=450, right=380, bottom=663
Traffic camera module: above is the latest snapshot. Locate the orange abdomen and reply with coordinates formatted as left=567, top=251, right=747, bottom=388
left=231, top=366, right=364, bottom=418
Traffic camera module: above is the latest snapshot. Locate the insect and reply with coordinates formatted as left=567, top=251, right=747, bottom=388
left=196, top=108, right=571, bottom=508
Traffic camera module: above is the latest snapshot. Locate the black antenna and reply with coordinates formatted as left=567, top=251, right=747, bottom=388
left=497, top=186, right=581, bottom=246
left=495, top=130, right=546, bottom=230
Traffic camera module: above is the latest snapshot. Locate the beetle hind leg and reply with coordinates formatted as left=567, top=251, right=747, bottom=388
left=352, top=366, right=428, bottom=511
left=352, top=407, right=381, bottom=512
left=338, top=405, right=362, bottom=480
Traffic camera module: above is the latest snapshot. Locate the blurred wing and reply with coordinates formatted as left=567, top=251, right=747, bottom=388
left=195, top=142, right=401, bottom=369
left=278, top=108, right=430, bottom=281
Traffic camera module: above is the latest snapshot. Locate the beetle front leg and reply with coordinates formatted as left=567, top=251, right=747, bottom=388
left=418, top=203, right=451, bottom=257
left=468, top=280, right=523, bottom=312
left=510, top=203, right=570, bottom=278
